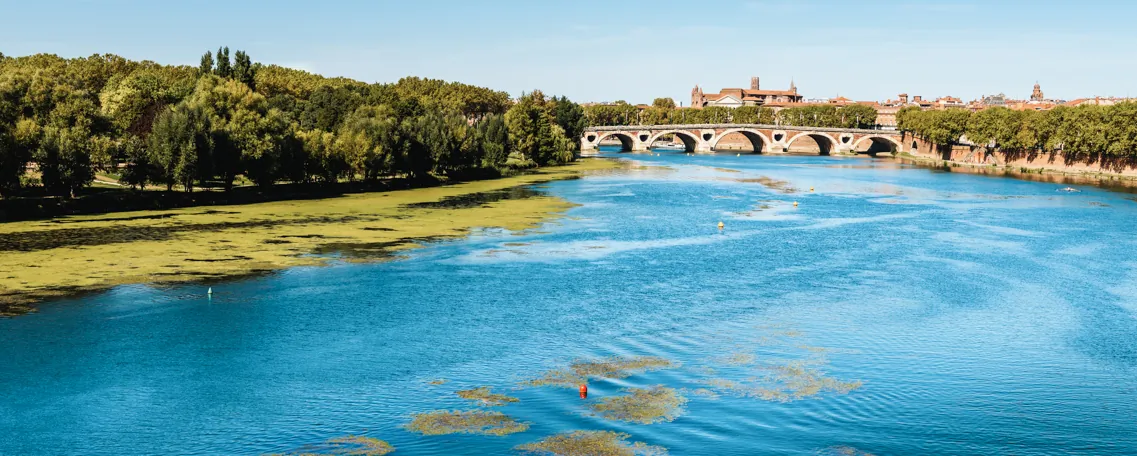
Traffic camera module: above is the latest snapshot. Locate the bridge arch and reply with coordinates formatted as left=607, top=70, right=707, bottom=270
left=646, top=130, right=700, bottom=152
left=852, top=135, right=904, bottom=154
left=595, top=132, right=636, bottom=152
left=785, top=132, right=839, bottom=155
left=711, top=128, right=770, bottom=154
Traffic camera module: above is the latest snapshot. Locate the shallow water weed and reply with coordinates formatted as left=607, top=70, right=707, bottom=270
left=405, top=410, right=529, bottom=436
left=525, top=356, right=678, bottom=388
left=705, top=358, right=863, bottom=402
left=456, top=386, right=520, bottom=406
left=516, top=431, right=668, bottom=456
left=723, top=176, right=798, bottom=193
left=720, top=353, right=758, bottom=366
left=570, top=356, right=676, bottom=378
left=589, top=386, right=687, bottom=424
left=267, top=435, right=394, bottom=456
left=818, top=445, right=875, bottom=456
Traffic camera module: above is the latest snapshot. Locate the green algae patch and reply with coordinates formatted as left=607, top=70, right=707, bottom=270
left=571, top=356, right=676, bottom=378
left=819, top=446, right=876, bottom=456
left=456, top=386, right=520, bottom=406
left=704, top=360, right=863, bottom=402
left=426, top=379, right=448, bottom=386
left=720, top=176, right=798, bottom=193
left=516, top=430, right=668, bottom=456
left=404, top=410, right=529, bottom=436
left=267, top=435, right=394, bottom=456
left=589, top=386, right=687, bottom=424
left=524, top=356, right=678, bottom=388
left=0, top=159, right=622, bottom=317
left=719, top=353, right=758, bottom=366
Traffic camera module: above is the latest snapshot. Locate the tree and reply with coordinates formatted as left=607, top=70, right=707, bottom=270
left=148, top=104, right=212, bottom=192
left=336, top=104, right=401, bottom=180
left=199, top=51, right=213, bottom=75
left=34, top=90, right=102, bottom=197
left=652, top=97, right=676, bottom=110
left=840, top=104, right=878, bottom=129
left=297, top=128, right=345, bottom=183
left=215, top=47, right=231, bottom=79
left=550, top=96, right=585, bottom=149
left=731, top=106, right=775, bottom=124
left=118, top=135, right=151, bottom=189
left=300, top=85, right=364, bottom=132
left=232, top=50, right=255, bottom=90
left=504, top=91, right=575, bottom=167
left=0, top=80, right=28, bottom=196
left=478, top=114, right=509, bottom=169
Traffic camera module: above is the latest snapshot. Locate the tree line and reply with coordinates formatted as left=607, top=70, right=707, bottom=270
left=583, top=98, right=879, bottom=129
left=897, top=103, right=1137, bottom=162
left=0, top=50, right=585, bottom=198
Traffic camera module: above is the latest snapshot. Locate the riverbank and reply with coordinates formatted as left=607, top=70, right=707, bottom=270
left=0, top=159, right=623, bottom=317
left=895, top=152, right=1137, bottom=191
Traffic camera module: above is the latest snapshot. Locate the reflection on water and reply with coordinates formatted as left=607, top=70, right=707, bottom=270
left=3, top=149, right=1137, bottom=455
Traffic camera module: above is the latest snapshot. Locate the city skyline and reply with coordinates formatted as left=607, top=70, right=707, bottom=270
left=3, top=0, right=1136, bottom=104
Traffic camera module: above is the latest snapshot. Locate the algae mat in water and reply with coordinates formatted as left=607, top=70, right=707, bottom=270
left=0, top=159, right=622, bottom=316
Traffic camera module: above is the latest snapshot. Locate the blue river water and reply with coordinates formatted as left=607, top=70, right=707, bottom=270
left=3, top=149, right=1137, bottom=455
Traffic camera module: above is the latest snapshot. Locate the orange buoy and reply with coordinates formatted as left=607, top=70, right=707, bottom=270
left=579, top=384, right=588, bottom=399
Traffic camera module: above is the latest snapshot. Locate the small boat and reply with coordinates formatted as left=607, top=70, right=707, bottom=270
left=1058, top=186, right=1080, bottom=193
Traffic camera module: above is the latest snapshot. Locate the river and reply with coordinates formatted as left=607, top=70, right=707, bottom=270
left=2, top=149, right=1136, bottom=455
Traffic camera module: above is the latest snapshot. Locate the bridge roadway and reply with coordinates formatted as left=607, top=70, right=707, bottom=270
left=581, top=124, right=907, bottom=155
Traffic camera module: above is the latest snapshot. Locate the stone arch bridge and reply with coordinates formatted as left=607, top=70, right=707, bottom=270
left=581, top=124, right=906, bottom=155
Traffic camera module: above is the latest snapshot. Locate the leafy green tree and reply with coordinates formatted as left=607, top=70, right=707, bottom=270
left=215, top=47, right=231, bottom=78
left=839, top=104, right=878, bottom=129
left=199, top=51, right=213, bottom=75
left=550, top=96, right=585, bottom=148
left=477, top=114, right=509, bottom=169
left=118, top=135, right=151, bottom=189
left=336, top=104, right=401, bottom=180
left=148, top=104, right=213, bottom=192
left=300, top=85, right=364, bottom=131
left=652, top=97, right=676, bottom=110
left=33, top=89, right=104, bottom=197
left=504, top=91, right=575, bottom=166
left=505, top=91, right=553, bottom=165
left=296, top=128, right=346, bottom=183
left=0, top=79, right=28, bottom=196
left=232, top=50, right=255, bottom=90
left=731, top=106, right=775, bottom=124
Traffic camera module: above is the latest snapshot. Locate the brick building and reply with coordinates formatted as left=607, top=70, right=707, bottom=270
left=690, top=77, right=804, bottom=108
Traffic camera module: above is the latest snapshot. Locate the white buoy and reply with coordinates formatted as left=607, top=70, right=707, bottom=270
left=207, top=287, right=213, bottom=295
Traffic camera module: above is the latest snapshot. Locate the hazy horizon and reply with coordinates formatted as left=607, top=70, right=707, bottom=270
left=4, top=0, right=1135, bottom=104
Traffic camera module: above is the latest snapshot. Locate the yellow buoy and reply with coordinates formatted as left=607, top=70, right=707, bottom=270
left=793, top=202, right=799, bottom=207
left=810, top=187, right=814, bottom=192
left=718, top=221, right=725, bottom=230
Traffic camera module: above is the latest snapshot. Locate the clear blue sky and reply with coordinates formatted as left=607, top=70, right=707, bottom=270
left=3, top=0, right=1135, bottom=104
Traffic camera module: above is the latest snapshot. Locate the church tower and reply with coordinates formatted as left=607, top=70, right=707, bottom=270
left=691, top=85, right=705, bottom=108
left=1031, top=82, right=1044, bottom=101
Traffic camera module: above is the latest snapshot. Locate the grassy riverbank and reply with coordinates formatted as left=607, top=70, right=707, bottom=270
left=0, top=159, right=622, bottom=317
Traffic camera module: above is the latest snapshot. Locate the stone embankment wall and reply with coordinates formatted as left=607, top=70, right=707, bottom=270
left=903, top=133, right=1137, bottom=177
